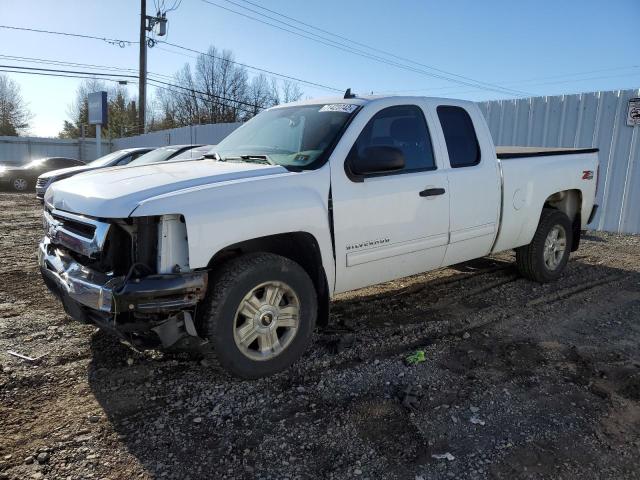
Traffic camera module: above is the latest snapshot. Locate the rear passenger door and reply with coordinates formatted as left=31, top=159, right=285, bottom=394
left=433, top=103, right=501, bottom=266
left=331, top=102, right=450, bottom=293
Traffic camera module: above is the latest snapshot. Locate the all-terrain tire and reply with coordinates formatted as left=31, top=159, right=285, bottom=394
left=516, top=208, right=573, bottom=283
left=198, top=253, right=317, bottom=379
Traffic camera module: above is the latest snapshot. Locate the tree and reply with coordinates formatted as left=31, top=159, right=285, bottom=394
left=0, top=74, right=32, bottom=136
left=58, top=80, right=139, bottom=139
left=148, top=44, right=307, bottom=130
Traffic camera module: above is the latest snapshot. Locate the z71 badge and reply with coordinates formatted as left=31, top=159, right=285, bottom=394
left=582, top=170, right=594, bottom=180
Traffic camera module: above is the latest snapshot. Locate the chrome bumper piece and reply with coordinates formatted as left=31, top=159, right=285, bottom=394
left=42, top=208, right=111, bottom=258
left=38, top=237, right=119, bottom=312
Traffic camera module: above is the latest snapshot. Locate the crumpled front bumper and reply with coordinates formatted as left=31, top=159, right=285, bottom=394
left=38, top=237, right=208, bottom=320
left=38, top=237, right=117, bottom=312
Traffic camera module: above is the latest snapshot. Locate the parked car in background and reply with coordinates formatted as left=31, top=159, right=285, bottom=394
left=126, top=144, right=203, bottom=166
left=0, top=157, right=85, bottom=192
left=35, top=147, right=153, bottom=201
left=168, top=144, right=217, bottom=162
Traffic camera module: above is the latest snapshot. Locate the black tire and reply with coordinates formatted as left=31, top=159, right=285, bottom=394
left=10, top=176, right=30, bottom=192
left=198, top=253, right=317, bottom=379
left=516, top=208, right=573, bottom=283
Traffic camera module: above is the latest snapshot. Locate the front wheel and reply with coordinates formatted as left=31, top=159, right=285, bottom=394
left=198, top=253, right=317, bottom=379
left=11, top=177, right=30, bottom=192
left=516, top=208, right=573, bottom=283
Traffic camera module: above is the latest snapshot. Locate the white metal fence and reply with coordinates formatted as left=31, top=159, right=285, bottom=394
left=478, top=88, right=640, bottom=234
left=2, top=91, right=638, bottom=234
left=112, top=122, right=241, bottom=150
left=0, top=136, right=111, bottom=165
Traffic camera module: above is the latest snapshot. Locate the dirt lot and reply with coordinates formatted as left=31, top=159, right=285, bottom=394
left=1, top=192, right=639, bottom=480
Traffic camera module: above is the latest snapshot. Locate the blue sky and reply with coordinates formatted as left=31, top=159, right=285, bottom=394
left=1, top=0, right=639, bottom=137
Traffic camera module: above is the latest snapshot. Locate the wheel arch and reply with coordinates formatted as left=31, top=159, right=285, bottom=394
left=206, top=232, right=331, bottom=326
left=542, top=189, right=582, bottom=251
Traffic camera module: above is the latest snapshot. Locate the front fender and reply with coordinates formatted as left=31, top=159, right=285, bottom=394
left=130, top=167, right=335, bottom=292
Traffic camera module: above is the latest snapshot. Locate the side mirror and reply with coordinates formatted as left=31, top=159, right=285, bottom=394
left=350, top=146, right=405, bottom=176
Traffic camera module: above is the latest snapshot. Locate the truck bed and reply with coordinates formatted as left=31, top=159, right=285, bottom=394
left=496, top=146, right=599, bottom=159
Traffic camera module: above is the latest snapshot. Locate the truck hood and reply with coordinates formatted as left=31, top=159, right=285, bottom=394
left=45, top=160, right=288, bottom=218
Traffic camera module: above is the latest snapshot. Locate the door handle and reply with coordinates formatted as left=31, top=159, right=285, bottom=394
left=419, top=187, right=446, bottom=197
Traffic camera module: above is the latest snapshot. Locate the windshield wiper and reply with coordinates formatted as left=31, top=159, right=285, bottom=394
left=240, top=154, right=274, bottom=165
left=216, top=154, right=275, bottom=165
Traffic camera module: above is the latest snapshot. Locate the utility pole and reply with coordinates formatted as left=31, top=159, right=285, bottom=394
left=138, top=0, right=147, bottom=135
left=138, top=1, right=168, bottom=135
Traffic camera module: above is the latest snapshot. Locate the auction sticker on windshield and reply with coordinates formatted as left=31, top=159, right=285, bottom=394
left=319, top=104, right=359, bottom=113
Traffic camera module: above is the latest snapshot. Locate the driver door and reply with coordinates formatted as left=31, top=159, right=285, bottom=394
left=330, top=102, right=450, bottom=294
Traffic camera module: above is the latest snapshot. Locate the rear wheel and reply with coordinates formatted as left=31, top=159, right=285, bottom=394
left=516, top=208, right=573, bottom=283
left=199, top=253, right=317, bottom=379
left=11, top=177, right=30, bottom=192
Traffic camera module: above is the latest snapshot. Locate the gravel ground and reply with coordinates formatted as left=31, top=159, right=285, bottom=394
left=1, top=192, right=639, bottom=480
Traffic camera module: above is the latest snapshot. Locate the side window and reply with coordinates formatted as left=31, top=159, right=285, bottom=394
left=349, top=105, right=435, bottom=174
left=436, top=106, right=481, bottom=168
left=50, top=158, right=72, bottom=168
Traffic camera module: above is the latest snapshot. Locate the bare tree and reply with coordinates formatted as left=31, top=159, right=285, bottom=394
left=0, top=74, right=32, bottom=136
left=148, top=44, right=308, bottom=130
left=246, top=74, right=274, bottom=117
left=281, top=80, right=303, bottom=104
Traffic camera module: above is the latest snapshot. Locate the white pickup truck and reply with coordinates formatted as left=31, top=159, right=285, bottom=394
left=39, top=94, right=599, bottom=378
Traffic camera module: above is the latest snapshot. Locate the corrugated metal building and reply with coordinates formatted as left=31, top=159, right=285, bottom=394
left=478, top=88, right=640, bottom=234
left=0, top=136, right=111, bottom=165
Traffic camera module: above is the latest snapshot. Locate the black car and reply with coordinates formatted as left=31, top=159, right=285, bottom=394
left=35, top=147, right=153, bottom=201
left=0, top=157, right=85, bottom=192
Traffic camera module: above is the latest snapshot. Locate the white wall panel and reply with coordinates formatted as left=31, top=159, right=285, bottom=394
left=479, top=88, right=640, bottom=234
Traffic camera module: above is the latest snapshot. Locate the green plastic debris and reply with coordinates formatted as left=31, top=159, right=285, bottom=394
left=405, top=350, right=427, bottom=365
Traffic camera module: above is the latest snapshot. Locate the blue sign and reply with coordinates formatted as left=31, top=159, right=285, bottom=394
left=88, top=91, right=108, bottom=125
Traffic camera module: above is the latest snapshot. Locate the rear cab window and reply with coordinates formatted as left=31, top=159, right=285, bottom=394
left=436, top=105, right=481, bottom=168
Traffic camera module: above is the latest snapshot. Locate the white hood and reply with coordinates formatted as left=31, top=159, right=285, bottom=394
left=45, top=160, right=288, bottom=218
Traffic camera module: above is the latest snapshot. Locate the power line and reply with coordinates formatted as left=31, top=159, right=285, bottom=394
left=0, top=22, right=342, bottom=95
left=148, top=77, right=265, bottom=109
left=148, top=79, right=262, bottom=117
left=0, top=63, right=266, bottom=111
left=156, top=39, right=343, bottom=93
left=0, top=66, right=263, bottom=119
left=0, top=54, right=176, bottom=82
left=0, top=68, right=138, bottom=83
left=233, top=0, right=532, bottom=98
left=200, top=0, right=530, bottom=97
left=380, top=67, right=640, bottom=96
left=0, top=64, right=139, bottom=80
left=0, top=25, right=137, bottom=47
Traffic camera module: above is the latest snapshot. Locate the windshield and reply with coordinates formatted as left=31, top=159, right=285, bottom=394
left=88, top=150, right=127, bottom=167
left=128, top=146, right=187, bottom=166
left=214, top=103, right=359, bottom=170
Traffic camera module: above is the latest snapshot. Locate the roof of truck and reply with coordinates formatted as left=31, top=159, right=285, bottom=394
left=275, top=94, right=476, bottom=109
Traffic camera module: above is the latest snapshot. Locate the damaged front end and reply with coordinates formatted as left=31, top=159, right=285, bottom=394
left=38, top=207, right=208, bottom=351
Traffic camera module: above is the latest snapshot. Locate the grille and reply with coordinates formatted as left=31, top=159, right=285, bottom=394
left=36, top=178, right=49, bottom=188
left=51, top=213, right=96, bottom=239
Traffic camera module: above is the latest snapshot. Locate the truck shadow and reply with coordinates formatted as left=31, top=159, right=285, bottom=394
left=85, top=255, right=640, bottom=478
